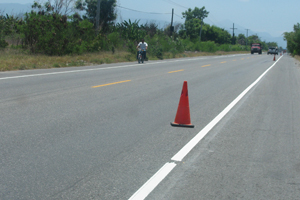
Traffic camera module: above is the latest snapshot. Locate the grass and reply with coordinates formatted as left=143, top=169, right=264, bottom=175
left=294, top=55, right=300, bottom=62
left=0, top=48, right=136, bottom=71
left=0, top=47, right=249, bottom=71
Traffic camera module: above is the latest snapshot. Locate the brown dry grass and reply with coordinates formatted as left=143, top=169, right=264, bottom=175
left=0, top=48, right=249, bottom=71
left=294, top=55, right=300, bottom=62
left=0, top=48, right=136, bottom=71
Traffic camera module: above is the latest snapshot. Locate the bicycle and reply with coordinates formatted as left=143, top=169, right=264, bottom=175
left=138, top=49, right=145, bottom=64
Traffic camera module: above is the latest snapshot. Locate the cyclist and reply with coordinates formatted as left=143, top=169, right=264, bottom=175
left=136, top=39, right=148, bottom=60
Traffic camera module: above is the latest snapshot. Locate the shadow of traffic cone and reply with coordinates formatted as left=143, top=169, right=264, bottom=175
left=171, top=81, right=194, bottom=128
left=273, top=55, right=276, bottom=61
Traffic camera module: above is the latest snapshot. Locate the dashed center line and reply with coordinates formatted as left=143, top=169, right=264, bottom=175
left=92, top=80, right=131, bottom=88
left=168, top=69, right=184, bottom=73
left=201, top=64, right=211, bottom=67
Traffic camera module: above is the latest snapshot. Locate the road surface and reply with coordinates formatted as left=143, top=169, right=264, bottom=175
left=1, top=54, right=300, bottom=199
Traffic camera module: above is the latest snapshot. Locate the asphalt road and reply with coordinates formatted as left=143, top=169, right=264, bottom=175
left=1, top=53, right=300, bottom=200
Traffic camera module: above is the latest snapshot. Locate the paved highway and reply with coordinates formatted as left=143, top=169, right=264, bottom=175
left=1, top=54, right=300, bottom=199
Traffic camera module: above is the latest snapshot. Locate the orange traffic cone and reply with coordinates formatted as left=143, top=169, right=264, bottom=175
left=273, top=55, right=276, bottom=61
left=171, top=81, right=194, bottom=128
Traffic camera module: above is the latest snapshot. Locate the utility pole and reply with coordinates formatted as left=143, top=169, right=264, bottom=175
left=230, top=23, right=237, bottom=44
left=199, top=18, right=203, bottom=42
left=96, top=0, right=101, bottom=34
left=170, top=8, right=174, bottom=35
left=245, top=29, right=249, bottom=46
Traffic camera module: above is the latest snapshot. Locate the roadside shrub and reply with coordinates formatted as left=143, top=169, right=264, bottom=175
left=219, top=44, right=231, bottom=51
left=0, top=39, right=8, bottom=48
left=200, top=41, right=217, bottom=52
left=148, top=45, right=163, bottom=59
left=71, top=41, right=88, bottom=55
left=0, top=14, right=20, bottom=48
left=181, top=38, right=194, bottom=51
left=174, top=38, right=185, bottom=53
left=107, top=32, right=122, bottom=49
left=230, top=45, right=242, bottom=51
left=17, top=12, right=95, bottom=55
left=90, top=58, right=104, bottom=64
left=145, top=34, right=168, bottom=59
left=126, top=40, right=136, bottom=54
left=90, top=34, right=114, bottom=52
left=53, top=63, right=60, bottom=68
left=169, top=48, right=178, bottom=58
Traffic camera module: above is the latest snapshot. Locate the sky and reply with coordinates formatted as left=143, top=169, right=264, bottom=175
left=1, top=0, right=299, bottom=48
left=119, top=0, right=298, bottom=37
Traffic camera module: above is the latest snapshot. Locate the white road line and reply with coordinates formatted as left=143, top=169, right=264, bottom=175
left=0, top=64, right=137, bottom=80
left=0, top=59, right=199, bottom=80
left=171, top=55, right=283, bottom=162
left=0, top=54, right=244, bottom=80
left=128, top=162, right=176, bottom=200
left=129, top=55, right=283, bottom=200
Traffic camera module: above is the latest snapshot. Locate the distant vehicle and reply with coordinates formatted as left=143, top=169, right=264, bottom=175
left=267, top=47, right=278, bottom=55
left=251, top=43, right=262, bottom=54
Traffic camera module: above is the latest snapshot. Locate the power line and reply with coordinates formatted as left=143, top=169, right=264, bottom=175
left=117, top=5, right=182, bottom=18
left=205, top=13, right=224, bottom=28
left=174, top=13, right=182, bottom=18
left=161, top=0, right=189, bottom=9
left=117, top=5, right=170, bottom=15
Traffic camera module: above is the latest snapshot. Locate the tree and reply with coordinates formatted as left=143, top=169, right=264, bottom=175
left=32, top=0, right=77, bottom=15
left=75, top=0, right=117, bottom=33
left=266, top=42, right=278, bottom=48
left=247, top=35, right=261, bottom=45
left=180, top=18, right=201, bottom=40
left=143, top=22, right=159, bottom=38
left=284, top=23, right=300, bottom=55
left=182, top=7, right=209, bottom=21
left=180, top=6, right=209, bottom=40
left=237, top=34, right=246, bottom=45
left=164, top=23, right=181, bottom=38
left=18, top=3, right=95, bottom=55
left=116, top=19, right=145, bottom=41
left=204, top=25, right=231, bottom=44
left=0, top=14, right=9, bottom=48
left=50, top=0, right=76, bottom=15
left=0, top=13, right=20, bottom=48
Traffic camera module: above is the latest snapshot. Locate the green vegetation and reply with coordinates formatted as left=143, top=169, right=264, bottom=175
left=0, top=0, right=280, bottom=71
left=284, top=23, right=300, bottom=56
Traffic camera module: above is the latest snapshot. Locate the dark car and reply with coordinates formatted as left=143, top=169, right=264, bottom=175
left=267, top=47, right=278, bottom=55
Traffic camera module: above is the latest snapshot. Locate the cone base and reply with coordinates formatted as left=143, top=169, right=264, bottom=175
left=171, top=122, right=194, bottom=128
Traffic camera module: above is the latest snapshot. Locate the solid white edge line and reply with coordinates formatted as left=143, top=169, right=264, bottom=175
left=171, top=55, right=283, bottom=162
left=128, top=55, right=282, bottom=199
left=0, top=59, right=190, bottom=80
left=128, top=162, right=177, bottom=200
left=0, top=64, right=137, bottom=80
left=0, top=54, right=245, bottom=80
